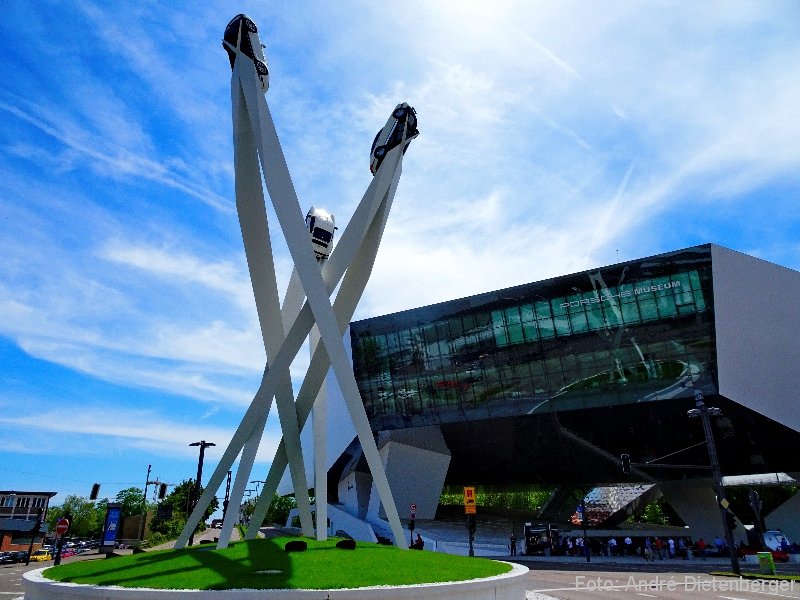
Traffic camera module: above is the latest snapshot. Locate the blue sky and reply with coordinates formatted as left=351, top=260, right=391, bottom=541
left=1, top=1, right=799, bottom=510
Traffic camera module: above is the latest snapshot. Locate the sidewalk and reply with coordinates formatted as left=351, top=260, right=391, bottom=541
left=506, top=552, right=800, bottom=576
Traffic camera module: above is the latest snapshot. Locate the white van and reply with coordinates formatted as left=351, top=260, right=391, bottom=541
left=763, top=530, right=791, bottom=551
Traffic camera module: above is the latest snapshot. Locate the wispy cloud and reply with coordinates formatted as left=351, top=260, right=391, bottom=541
left=0, top=403, right=281, bottom=463
left=0, top=96, right=231, bottom=211
left=2, top=0, right=800, bottom=500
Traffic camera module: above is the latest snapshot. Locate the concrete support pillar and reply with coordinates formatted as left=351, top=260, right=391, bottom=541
left=764, top=489, right=800, bottom=543
left=659, top=479, right=745, bottom=545
left=366, top=426, right=451, bottom=523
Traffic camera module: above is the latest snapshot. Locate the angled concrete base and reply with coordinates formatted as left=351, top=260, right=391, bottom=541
left=24, top=563, right=528, bottom=599
left=659, top=479, right=746, bottom=545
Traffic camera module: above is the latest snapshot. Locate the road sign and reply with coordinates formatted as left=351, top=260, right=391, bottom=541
left=410, top=503, right=416, bottom=519
left=463, top=486, right=476, bottom=515
left=55, top=518, right=69, bottom=535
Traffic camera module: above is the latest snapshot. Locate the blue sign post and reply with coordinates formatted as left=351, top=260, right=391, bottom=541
left=100, top=503, right=123, bottom=554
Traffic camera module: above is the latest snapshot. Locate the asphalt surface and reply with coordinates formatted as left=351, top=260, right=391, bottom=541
left=0, top=527, right=230, bottom=598
left=523, top=568, right=800, bottom=600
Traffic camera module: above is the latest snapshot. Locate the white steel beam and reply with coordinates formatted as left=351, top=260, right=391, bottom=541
left=177, top=19, right=414, bottom=549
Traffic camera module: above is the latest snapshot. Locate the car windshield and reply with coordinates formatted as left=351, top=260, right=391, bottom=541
left=313, top=228, right=332, bottom=244
left=223, top=15, right=258, bottom=68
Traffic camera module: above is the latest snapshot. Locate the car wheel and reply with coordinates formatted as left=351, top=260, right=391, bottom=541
left=392, top=107, right=407, bottom=119
left=374, top=146, right=386, bottom=159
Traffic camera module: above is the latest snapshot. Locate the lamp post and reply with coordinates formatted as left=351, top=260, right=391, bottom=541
left=250, top=480, right=265, bottom=499
left=222, top=470, right=232, bottom=524
left=243, top=489, right=255, bottom=526
left=189, top=441, right=215, bottom=545
left=687, top=389, right=740, bottom=575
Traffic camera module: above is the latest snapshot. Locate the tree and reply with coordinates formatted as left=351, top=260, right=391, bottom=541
left=47, top=495, right=102, bottom=537
left=265, top=494, right=296, bottom=526
left=148, top=479, right=218, bottom=538
left=115, top=487, right=146, bottom=517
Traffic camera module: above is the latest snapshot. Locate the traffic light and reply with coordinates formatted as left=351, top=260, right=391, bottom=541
left=158, top=483, right=168, bottom=499
left=621, top=453, right=631, bottom=474
left=408, top=519, right=415, bottom=533
left=89, top=483, right=100, bottom=500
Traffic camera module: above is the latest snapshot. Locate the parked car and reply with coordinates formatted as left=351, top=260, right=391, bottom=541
left=369, top=103, right=419, bottom=175
left=29, top=549, right=52, bottom=562
left=223, top=14, right=269, bottom=92
left=1, top=551, right=29, bottom=564
left=59, top=548, right=77, bottom=558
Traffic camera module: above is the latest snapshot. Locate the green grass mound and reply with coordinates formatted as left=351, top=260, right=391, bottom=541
left=44, top=537, right=511, bottom=590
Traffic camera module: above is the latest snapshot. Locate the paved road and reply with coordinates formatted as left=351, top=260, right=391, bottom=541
left=0, top=528, right=228, bottom=598
left=524, top=569, right=800, bottom=600
left=515, top=555, right=800, bottom=600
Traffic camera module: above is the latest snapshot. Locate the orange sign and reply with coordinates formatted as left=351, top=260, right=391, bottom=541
left=463, top=486, right=476, bottom=514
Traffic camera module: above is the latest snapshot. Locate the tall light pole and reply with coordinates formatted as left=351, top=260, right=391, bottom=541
left=222, top=470, right=232, bottom=524
left=250, top=480, right=265, bottom=497
left=189, top=441, right=215, bottom=545
left=687, top=389, right=740, bottom=575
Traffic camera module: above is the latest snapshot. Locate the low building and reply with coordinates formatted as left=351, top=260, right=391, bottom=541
left=0, top=490, right=56, bottom=551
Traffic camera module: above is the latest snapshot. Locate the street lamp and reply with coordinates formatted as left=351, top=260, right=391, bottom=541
left=250, top=480, right=265, bottom=498
left=687, top=389, right=740, bottom=575
left=189, top=440, right=215, bottom=545
left=222, top=470, right=232, bottom=524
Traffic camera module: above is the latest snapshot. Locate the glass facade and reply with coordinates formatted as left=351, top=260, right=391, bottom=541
left=351, top=245, right=717, bottom=433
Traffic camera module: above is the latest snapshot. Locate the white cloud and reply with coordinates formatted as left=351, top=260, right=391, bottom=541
left=0, top=403, right=282, bottom=464
left=2, top=0, right=800, bottom=496
left=2, top=100, right=231, bottom=212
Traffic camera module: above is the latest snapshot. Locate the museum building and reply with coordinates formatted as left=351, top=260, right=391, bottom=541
left=325, top=244, right=800, bottom=542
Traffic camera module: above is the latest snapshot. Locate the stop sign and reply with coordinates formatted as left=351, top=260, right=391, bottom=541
left=56, top=518, right=69, bottom=535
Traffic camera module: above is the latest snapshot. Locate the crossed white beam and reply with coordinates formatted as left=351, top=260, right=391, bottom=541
left=175, top=36, right=413, bottom=550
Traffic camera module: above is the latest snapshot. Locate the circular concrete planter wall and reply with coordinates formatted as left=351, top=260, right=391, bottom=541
left=24, top=562, right=528, bottom=600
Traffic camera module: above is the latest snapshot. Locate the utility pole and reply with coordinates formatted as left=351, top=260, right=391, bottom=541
left=688, top=389, right=740, bottom=575
left=189, top=441, right=215, bottom=545
left=581, top=498, right=590, bottom=563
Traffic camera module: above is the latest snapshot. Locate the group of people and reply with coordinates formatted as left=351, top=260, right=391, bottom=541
left=642, top=536, right=681, bottom=560
left=538, top=534, right=712, bottom=560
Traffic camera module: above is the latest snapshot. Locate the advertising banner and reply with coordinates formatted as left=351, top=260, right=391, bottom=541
left=101, top=503, right=123, bottom=551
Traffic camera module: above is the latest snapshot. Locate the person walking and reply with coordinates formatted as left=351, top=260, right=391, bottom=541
left=624, top=536, right=633, bottom=556
left=509, top=533, right=517, bottom=556
left=697, top=538, right=706, bottom=560
left=644, top=537, right=654, bottom=561
left=654, top=537, right=663, bottom=560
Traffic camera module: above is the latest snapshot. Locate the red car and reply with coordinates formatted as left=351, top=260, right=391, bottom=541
left=737, top=545, right=789, bottom=563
